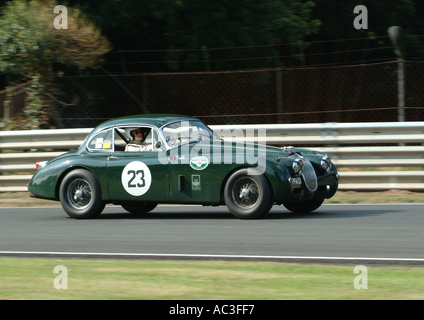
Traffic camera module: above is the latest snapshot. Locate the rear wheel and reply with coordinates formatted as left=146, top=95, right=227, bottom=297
left=121, top=202, right=158, bottom=215
left=59, top=169, right=105, bottom=219
left=224, top=169, right=273, bottom=219
left=283, top=199, right=324, bottom=213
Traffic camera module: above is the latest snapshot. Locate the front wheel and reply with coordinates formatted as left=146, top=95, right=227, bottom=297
left=224, top=169, right=273, bottom=219
left=121, top=202, right=158, bottom=215
left=59, top=169, right=105, bottom=219
left=283, top=199, right=324, bottom=214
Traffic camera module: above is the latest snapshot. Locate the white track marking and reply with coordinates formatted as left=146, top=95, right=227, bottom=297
left=0, top=251, right=423, bottom=262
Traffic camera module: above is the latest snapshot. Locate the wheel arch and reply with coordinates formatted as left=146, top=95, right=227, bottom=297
left=219, top=166, right=275, bottom=205
left=55, top=166, right=104, bottom=200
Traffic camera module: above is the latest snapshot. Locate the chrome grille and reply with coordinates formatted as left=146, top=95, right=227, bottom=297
left=301, top=158, right=317, bottom=191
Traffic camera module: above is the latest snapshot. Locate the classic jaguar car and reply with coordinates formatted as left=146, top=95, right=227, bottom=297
left=28, top=114, right=339, bottom=219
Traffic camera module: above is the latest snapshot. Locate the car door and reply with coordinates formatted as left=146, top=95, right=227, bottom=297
left=168, top=140, right=222, bottom=205
left=106, top=126, right=169, bottom=202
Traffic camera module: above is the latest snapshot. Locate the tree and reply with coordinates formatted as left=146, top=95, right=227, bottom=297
left=304, top=0, right=417, bottom=65
left=65, top=0, right=320, bottom=72
left=160, top=0, right=321, bottom=71
left=0, top=0, right=111, bottom=129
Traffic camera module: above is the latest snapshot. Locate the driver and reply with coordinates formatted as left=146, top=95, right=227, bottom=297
left=125, top=127, right=153, bottom=152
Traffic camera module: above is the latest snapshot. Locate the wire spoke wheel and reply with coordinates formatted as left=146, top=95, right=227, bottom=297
left=60, top=169, right=105, bottom=219
left=67, top=178, right=92, bottom=210
left=232, top=177, right=260, bottom=209
left=224, top=169, right=273, bottom=219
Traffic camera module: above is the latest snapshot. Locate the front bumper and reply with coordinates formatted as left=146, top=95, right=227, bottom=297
left=282, top=172, right=339, bottom=204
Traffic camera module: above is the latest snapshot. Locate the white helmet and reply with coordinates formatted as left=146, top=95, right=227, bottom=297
left=125, top=127, right=150, bottom=141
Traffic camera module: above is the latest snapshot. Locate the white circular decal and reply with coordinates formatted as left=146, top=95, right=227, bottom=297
left=190, top=156, right=209, bottom=170
left=121, top=161, right=152, bottom=196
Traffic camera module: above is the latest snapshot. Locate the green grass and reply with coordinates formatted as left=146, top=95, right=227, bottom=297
left=1, top=258, right=423, bottom=300
left=0, top=192, right=59, bottom=207
left=354, top=167, right=423, bottom=171
left=327, top=190, right=424, bottom=204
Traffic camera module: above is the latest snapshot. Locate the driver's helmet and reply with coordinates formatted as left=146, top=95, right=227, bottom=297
left=126, top=127, right=150, bottom=141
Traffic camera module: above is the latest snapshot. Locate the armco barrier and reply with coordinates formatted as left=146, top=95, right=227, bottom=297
left=0, top=122, right=423, bottom=192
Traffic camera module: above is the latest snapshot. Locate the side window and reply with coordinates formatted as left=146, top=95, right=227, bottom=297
left=152, top=129, right=164, bottom=150
left=162, top=120, right=212, bottom=148
left=143, top=128, right=163, bottom=151
left=113, top=126, right=163, bottom=152
left=87, top=129, right=113, bottom=152
left=152, top=130, right=159, bottom=145
left=144, top=129, right=153, bottom=145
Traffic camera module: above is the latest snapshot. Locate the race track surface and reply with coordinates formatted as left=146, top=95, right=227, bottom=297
left=0, top=204, right=423, bottom=265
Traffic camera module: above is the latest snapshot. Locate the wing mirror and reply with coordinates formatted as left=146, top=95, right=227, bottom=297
left=155, top=141, right=162, bottom=149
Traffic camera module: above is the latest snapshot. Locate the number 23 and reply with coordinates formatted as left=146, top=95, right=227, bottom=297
left=127, top=170, right=145, bottom=188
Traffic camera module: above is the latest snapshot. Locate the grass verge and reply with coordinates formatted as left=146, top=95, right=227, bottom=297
left=1, top=258, right=423, bottom=300
left=326, top=190, right=424, bottom=204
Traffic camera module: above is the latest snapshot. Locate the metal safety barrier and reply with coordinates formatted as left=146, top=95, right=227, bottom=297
left=0, top=122, right=423, bottom=192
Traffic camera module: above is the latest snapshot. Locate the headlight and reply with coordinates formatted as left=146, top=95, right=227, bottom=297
left=292, top=159, right=304, bottom=175
left=320, top=155, right=332, bottom=173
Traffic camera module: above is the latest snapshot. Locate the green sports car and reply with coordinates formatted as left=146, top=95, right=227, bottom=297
left=28, top=114, right=339, bottom=219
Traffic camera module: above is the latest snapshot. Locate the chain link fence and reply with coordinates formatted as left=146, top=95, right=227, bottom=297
left=0, top=82, right=30, bottom=124
left=1, top=60, right=424, bottom=128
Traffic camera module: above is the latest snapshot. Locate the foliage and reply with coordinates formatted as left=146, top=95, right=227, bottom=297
left=68, top=0, right=320, bottom=72
left=1, top=0, right=424, bottom=128
left=68, top=0, right=423, bottom=71
left=159, top=0, right=320, bottom=70
left=0, top=0, right=111, bottom=129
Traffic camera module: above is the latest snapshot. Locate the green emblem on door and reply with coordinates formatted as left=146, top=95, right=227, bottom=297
left=192, top=175, right=201, bottom=190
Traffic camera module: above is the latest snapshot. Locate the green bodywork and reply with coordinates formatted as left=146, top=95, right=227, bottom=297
left=28, top=114, right=339, bottom=206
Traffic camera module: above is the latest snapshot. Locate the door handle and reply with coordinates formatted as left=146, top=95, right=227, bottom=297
left=108, top=156, right=121, bottom=161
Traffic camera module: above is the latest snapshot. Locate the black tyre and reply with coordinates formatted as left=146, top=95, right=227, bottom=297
left=121, top=202, right=158, bottom=214
left=283, top=199, right=324, bottom=214
left=224, top=169, right=273, bottom=219
left=59, top=169, right=105, bottom=219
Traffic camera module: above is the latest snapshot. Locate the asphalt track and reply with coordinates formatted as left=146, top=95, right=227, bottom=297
left=0, top=204, right=423, bottom=265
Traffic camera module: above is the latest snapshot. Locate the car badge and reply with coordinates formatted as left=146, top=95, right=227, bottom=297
left=190, top=156, right=209, bottom=170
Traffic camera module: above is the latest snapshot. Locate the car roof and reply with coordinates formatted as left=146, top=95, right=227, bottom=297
left=96, top=114, right=200, bottom=129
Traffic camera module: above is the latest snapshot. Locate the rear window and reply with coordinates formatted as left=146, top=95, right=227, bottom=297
left=87, top=129, right=113, bottom=151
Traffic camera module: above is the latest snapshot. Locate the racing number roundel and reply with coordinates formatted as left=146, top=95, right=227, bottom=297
left=121, top=161, right=152, bottom=196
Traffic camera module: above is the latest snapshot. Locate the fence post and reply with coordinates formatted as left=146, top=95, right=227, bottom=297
left=397, top=57, right=405, bottom=122
left=202, top=46, right=211, bottom=72
left=276, top=69, right=283, bottom=124
left=387, top=26, right=405, bottom=122
left=143, top=74, right=148, bottom=112
left=119, top=49, right=128, bottom=74
left=3, top=100, right=10, bottom=121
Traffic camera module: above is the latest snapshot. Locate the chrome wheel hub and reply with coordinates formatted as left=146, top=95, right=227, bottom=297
left=75, top=189, right=83, bottom=200
left=67, top=178, right=92, bottom=210
left=233, top=178, right=259, bottom=209
left=240, top=188, right=250, bottom=198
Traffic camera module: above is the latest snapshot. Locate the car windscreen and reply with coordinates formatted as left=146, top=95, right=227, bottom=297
left=161, top=120, right=216, bottom=148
